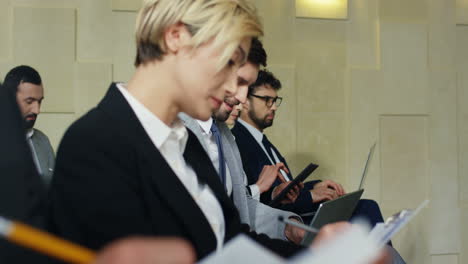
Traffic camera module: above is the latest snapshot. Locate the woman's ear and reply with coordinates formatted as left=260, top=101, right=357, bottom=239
left=164, top=22, right=191, bottom=54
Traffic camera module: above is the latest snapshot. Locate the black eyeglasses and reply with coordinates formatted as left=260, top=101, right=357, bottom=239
left=249, top=94, right=283, bottom=108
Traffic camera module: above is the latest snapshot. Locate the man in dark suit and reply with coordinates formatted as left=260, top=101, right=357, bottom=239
left=0, top=80, right=51, bottom=263
left=232, top=70, right=387, bottom=228
left=4, top=65, right=55, bottom=188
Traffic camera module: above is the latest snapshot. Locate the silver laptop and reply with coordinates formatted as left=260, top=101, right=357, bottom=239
left=301, top=189, right=364, bottom=246
left=358, top=142, right=376, bottom=190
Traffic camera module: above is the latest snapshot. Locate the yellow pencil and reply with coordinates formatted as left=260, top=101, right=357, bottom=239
left=0, top=216, right=96, bottom=264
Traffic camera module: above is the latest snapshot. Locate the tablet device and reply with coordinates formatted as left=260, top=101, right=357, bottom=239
left=269, top=163, right=318, bottom=207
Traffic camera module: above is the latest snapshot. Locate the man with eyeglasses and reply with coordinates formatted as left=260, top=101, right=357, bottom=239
left=232, top=70, right=389, bottom=230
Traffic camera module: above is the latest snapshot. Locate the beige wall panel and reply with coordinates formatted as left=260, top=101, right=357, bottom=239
left=264, top=65, right=299, bottom=173
left=13, top=7, right=76, bottom=113
left=461, top=204, right=468, bottom=263
left=295, top=18, right=347, bottom=47
left=379, top=23, right=428, bottom=115
left=348, top=69, right=382, bottom=199
left=0, top=62, right=14, bottom=79
left=0, top=0, right=11, bottom=61
left=457, top=0, right=468, bottom=24
left=74, top=63, right=112, bottom=117
left=428, top=0, right=456, bottom=70
left=457, top=71, right=468, bottom=203
left=111, top=11, right=137, bottom=82
left=251, top=0, right=295, bottom=65
left=456, top=26, right=468, bottom=73
left=379, top=116, right=429, bottom=263
left=379, top=115, right=429, bottom=207
left=379, top=0, right=428, bottom=23
left=296, top=43, right=346, bottom=113
left=77, top=0, right=113, bottom=62
left=431, top=255, right=459, bottom=264
left=35, top=113, right=77, bottom=152
left=380, top=116, right=431, bottom=263
left=347, top=0, right=380, bottom=69
left=428, top=70, right=460, bottom=254
left=112, top=0, right=141, bottom=12
left=296, top=114, right=346, bottom=184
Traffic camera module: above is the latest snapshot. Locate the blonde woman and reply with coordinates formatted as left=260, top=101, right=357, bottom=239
left=48, top=0, right=306, bottom=260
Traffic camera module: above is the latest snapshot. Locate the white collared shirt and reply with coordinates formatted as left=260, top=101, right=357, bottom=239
left=196, top=118, right=233, bottom=197
left=117, top=83, right=225, bottom=251
left=237, top=119, right=290, bottom=181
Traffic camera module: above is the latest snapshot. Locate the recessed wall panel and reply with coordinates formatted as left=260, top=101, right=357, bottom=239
left=379, top=0, right=428, bottom=23
left=252, top=0, right=295, bottom=65
left=112, top=11, right=137, bottom=82
left=347, top=0, right=380, bottom=69
left=296, top=42, right=346, bottom=113
left=428, top=0, right=456, bottom=70
left=13, top=7, right=76, bottom=113
left=35, top=113, right=77, bottom=151
left=457, top=0, right=468, bottom=24
left=77, top=0, right=113, bottom=62
left=431, top=254, right=459, bottom=264
left=380, top=23, right=428, bottom=115
left=458, top=71, right=468, bottom=203
left=380, top=114, right=430, bottom=263
left=112, top=0, right=141, bottom=12
left=380, top=115, right=429, bottom=207
left=428, top=70, right=460, bottom=254
left=297, top=115, right=347, bottom=185
left=0, top=1, right=11, bottom=61
left=74, top=63, right=112, bottom=116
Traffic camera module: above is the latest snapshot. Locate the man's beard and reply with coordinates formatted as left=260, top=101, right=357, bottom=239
left=23, top=114, right=37, bottom=130
left=248, top=108, right=274, bottom=130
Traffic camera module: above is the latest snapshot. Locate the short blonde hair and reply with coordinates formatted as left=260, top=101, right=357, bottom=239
left=135, top=0, right=263, bottom=70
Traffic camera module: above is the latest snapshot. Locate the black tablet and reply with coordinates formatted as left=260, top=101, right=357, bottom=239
left=269, top=163, right=319, bottom=207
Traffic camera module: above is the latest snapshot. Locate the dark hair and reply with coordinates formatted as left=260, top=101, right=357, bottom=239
left=3, top=65, right=42, bottom=94
left=248, top=69, right=281, bottom=94
left=247, top=38, right=267, bottom=67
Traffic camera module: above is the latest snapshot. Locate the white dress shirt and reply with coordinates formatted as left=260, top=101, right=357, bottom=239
left=196, top=118, right=233, bottom=197
left=117, top=83, right=225, bottom=251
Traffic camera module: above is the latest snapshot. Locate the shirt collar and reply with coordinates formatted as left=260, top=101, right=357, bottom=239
left=238, top=118, right=263, bottom=144
left=26, top=128, right=34, bottom=139
left=116, top=83, right=188, bottom=150
left=197, top=118, right=213, bottom=135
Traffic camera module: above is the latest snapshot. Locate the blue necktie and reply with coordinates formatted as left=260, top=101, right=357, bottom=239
left=210, top=121, right=226, bottom=189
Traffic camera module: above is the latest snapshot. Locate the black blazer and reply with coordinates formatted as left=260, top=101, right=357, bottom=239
left=0, top=84, right=51, bottom=263
left=231, top=121, right=320, bottom=214
left=48, top=83, right=301, bottom=260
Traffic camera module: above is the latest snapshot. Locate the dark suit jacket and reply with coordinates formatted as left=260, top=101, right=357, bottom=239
left=48, top=83, right=301, bottom=261
left=231, top=121, right=320, bottom=214
left=0, top=84, right=51, bottom=263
